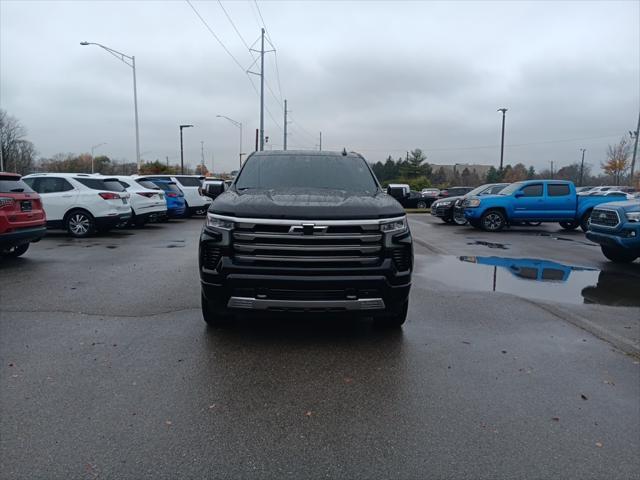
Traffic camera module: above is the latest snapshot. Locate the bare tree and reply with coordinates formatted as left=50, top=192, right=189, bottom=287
left=0, top=109, right=37, bottom=174
left=602, top=137, right=631, bottom=186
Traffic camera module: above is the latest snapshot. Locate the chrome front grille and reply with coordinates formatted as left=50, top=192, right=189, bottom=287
left=231, top=220, right=384, bottom=268
left=590, top=209, right=620, bottom=228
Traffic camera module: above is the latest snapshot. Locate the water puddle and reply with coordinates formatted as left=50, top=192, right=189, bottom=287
left=419, top=255, right=640, bottom=307
left=536, top=232, right=596, bottom=247
left=467, top=240, right=509, bottom=250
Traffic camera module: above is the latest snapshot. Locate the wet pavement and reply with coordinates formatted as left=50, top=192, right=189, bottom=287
left=1, top=215, right=639, bottom=479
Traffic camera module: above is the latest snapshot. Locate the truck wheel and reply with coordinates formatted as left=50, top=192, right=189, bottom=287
left=480, top=210, right=505, bottom=232
left=3, top=243, right=29, bottom=257
left=580, top=211, right=591, bottom=232
left=65, top=210, right=95, bottom=238
left=601, top=246, right=638, bottom=263
left=374, top=300, right=408, bottom=328
left=416, top=201, right=427, bottom=209
left=201, top=291, right=234, bottom=327
left=559, top=221, right=579, bottom=230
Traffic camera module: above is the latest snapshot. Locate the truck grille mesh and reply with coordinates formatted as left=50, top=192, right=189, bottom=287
left=231, top=222, right=384, bottom=268
left=590, top=209, right=620, bottom=228
left=202, top=244, right=222, bottom=270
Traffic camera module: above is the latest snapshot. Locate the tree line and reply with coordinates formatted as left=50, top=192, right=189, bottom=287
left=1, top=109, right=637, bottom=188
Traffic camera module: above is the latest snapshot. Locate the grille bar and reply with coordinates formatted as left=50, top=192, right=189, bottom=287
left=235, top=254, right=380, bottom=264
left=590, top=209, right=620, bottom=228
left=234, top=243, right=382, bottom=253
left=233, top=232, right=382, bottom=242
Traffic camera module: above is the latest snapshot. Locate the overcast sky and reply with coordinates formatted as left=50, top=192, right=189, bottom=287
left=1, top=0, right=639, bottom=173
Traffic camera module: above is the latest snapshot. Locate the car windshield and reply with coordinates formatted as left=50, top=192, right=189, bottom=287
left=235, top=154, right=379, bottom=193
left=498, top=182, right=525, bottom=195
left=0, top=177, right=34, bottom=193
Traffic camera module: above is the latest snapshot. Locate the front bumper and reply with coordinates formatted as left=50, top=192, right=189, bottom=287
left=0, top=226, right=47, bottom=248
left=199, top=226, right=412, bottom=314
left=431, top=203, right=454, bottom=218
left=463, top=208, right=483, bottom=220
left=586, top=227, right=640, bottom=252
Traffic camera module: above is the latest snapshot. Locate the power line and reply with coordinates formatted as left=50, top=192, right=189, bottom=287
left=185, top=0, right=246, bottom=73
left=216, top=0, right=252, bottom=51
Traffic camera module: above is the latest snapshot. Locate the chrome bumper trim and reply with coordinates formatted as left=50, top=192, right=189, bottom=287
left=227, top=296, right=386, bottom=311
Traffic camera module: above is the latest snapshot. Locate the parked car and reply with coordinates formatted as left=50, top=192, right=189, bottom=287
left=463, top=180, right=622, bottom=232
left=200, top=150, right=412, bottom=328
left=592, top=190, right=635, bottom=200
left=585, top=200, right=640, bottom=263
left=0, top=172, right=47, bottom=257
left=22, top=173, right=131, bottom=237
left=387, top=184, right=429, bottom=209
left=104, top=175, right=167, bottom=226
left=433, top=183, right=508, bottom=224
left=135, top=175, right=212, bottom=217
left=438, top=186, right=474, bottom=198
left=577, top=186, right=617, bottom=196
left=139, top=178, right=186, bottom=219
left=420, top=188, right=440, bottom=206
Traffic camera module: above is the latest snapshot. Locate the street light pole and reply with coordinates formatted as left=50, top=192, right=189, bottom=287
left=629, top=110, right=640, bottom=186
left=216, top=115, right=243, bottom=170
left=179, top=124, right=193, bottom=174
left=579, top=148, right=586, bottom=187
left=90, top=142, right=107, bottom=174
left=80, top=41, right=141, bottom=172
left=497, top=108, right=508, bottom=173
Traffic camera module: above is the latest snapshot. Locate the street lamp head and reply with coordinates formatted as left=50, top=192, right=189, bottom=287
left=80, top=41, right=89, bottom=46
left=497, top=107, right=508, bottom=113
left=180, top=124, right=194, bottom=129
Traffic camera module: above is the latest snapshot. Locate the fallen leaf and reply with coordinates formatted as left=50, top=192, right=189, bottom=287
left=462, top=341, right=471, bottom=345
left=501, top=350, right=507, bottom=354
left=8, top=363, right=14, bottom=367
left=344, top=377, right=353, bottom=384
left=581, top=394, right=588, bottom=400
left=551, top=417, right=560, bottom=422
left=305, top=411, right=313, bottom=417
left=165, top=420, right=172, bottom=426
left=208, top=404, right=217, bottom=409
left=595, top=442, right=603, bottom=448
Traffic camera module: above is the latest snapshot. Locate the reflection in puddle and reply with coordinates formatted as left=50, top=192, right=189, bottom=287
left=466, top=240, right=509, bottom=250
left=419, top=255, right=639, bottom=307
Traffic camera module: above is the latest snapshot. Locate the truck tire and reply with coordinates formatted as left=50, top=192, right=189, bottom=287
left=201, top=291, right=234, bottom=327
left=559, top=221, right=579, bottom=230
left=3, top=243, right=29, bottom=257
left=416, top=201, right=427, bottom=209
left=580, top=211, right=591, bottom=232
left=601, top=246, right=638, bottom=263
left=480, top=210, right=506, bottom=232
left=374, top=300, right=408, bottom=328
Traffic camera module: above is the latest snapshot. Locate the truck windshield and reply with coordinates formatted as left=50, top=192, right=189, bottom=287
left=498, top=182, right=524, bottom=195
left=235, top=154, right=379, bottom=193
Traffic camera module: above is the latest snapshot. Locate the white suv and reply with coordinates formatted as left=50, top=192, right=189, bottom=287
left=105, top=175, right=167, bottom=226
left=135, top=175, right=212, bottom=216
left=22, top=173, right=132, bottom=237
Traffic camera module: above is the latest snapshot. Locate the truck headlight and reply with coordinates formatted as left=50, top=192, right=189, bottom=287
left=467, top=198, right=481, bottom=208
left=626, top=212, right=640, bottom=222
left=380, top=217, right=407, bottom=233
left=206, top=214, right=234, bottom=230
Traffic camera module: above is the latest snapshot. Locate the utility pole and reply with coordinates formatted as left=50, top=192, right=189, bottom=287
left=579, top=148, right=586, bottom=186
left=166, top=156, right=169, bottom=167
left=283, top=99, right=288, bottom=151
left=630, top=110, right=640, bottom=186
left=255, top=129, right=259, bottom=152
left=248, top=28, right=275, bottom=152
left=319, top=132, right=322, bottom=151
left=497, top=108, right=508, bottom=173
left=200, top=141, right=205, bottom=173
left=550, top=160, right=554, bottom=179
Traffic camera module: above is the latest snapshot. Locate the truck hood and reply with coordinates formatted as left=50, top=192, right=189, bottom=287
left=600, top=200, right=640, bottom=212
left=210, top=188, right=405, bottom=220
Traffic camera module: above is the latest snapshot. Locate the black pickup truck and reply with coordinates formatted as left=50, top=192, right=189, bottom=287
left=199, top=150, right=413, bottom=328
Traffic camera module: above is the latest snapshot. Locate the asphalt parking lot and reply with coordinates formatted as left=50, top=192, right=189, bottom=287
left=1, top=215, right=639, bottom=479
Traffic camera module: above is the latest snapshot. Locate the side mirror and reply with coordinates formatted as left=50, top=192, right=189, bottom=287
left=514, top=191, right=524, bottom=198
left=204, top=182, right=225, bottom=199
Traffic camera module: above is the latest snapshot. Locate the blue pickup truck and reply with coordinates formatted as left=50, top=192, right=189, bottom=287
left=585, top=200, right=640, bottom=263
left=463, top=180, right=619, bottom=232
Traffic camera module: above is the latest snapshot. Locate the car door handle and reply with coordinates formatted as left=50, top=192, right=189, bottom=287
left=62, top=195, right=73, bottom=198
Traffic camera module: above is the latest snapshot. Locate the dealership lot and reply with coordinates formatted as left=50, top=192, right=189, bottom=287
left=1, top=215, right=639, bottom=479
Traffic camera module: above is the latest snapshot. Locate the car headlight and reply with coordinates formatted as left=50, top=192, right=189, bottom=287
left=439, top=200, right=452, bottom=206
left=380, top=217, right=407, bottom=233
left=626, top=212, right=640, bottom=222
left=467, top=198, right=481, bottom=207
left=206, top=214, right=234, bottom=230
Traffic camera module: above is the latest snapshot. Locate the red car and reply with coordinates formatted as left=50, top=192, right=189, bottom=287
left=0, top=172, right=47, bottom=257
